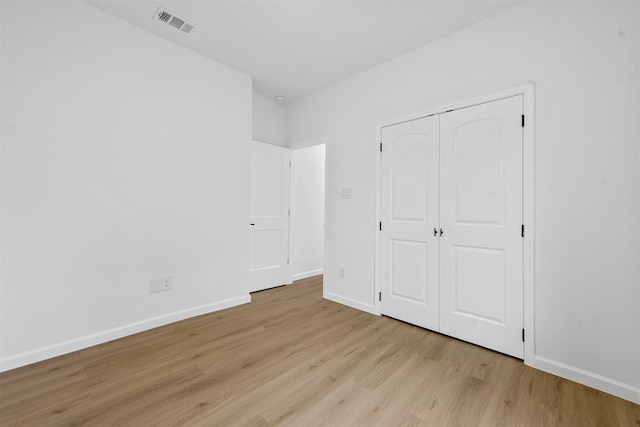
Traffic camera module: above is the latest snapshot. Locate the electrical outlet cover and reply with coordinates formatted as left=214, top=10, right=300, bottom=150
left=161, top=276, right=172, bottom=291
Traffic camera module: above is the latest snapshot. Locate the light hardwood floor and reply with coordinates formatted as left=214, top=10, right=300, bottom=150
left=1, top=275, right=638, bottom=426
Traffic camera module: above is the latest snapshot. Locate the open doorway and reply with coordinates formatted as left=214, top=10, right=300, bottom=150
left=289, top=139, right=326, bottom=282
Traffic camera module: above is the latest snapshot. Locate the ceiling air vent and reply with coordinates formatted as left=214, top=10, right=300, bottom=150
left=154, top=7, right=195, bottom=34
left=158, top=10, right=171, bottom=23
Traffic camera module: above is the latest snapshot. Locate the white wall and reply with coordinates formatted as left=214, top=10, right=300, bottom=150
left=287, top=2, right=640, bottom=403
left=0, top=1, right=252, bottom=370
left=290, top=143, right=325, bottom=280
left=252, top=93, right=286, bottom=146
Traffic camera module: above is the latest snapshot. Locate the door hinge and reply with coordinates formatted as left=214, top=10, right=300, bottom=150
left=379, top=222, right=382, bottom=231
left=289, top=161, right=292, bottom=168
left=287, top=258, right=289, bottom=265
left=522, top=328, right=525, bottom=342
left=521, top=115, right=525, bottom=128
left=288, top=209, right=291, bottom=216
left=521, top=224, right=525, bottom=238
left=380, top=143, right=383, bottom=152
left=379, top=292, right=382, bottom=302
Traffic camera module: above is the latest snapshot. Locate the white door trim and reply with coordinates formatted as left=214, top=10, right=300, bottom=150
left=289, top=136, right=328, bottom=150
left=374, top=82, right=535, bottom=365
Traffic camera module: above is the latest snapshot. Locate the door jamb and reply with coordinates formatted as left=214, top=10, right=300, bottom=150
left=374, top=82, right=535, bottom=365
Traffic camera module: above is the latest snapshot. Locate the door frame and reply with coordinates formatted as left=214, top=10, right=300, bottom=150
left=288, top=137, right=328, bottom=285
left=374, top=82, right=535, bottom=364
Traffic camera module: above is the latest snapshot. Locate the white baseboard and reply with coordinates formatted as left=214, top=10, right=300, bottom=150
left=292, top=269, right=324, bottom=282
left=532, top=355, right=640, bottom=404
left=0, top=294, right=251, bottom=372
left=323, top=291, right=378, bottom=315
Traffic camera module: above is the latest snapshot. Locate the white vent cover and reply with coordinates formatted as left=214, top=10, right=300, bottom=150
left=154, top=7, right=195, bottom=34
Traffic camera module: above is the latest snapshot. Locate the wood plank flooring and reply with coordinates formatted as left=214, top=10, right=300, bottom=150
left=1, top=275, right=638, bottom=426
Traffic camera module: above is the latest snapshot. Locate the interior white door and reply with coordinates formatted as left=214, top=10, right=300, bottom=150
left=250, top=141, right=291, bottom=292
left=439, top=96, right=524, bottom=358
left=380, top=115, right=440, bottom=330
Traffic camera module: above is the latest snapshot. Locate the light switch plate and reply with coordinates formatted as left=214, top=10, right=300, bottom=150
left=149, top=279, right=161, bottom=294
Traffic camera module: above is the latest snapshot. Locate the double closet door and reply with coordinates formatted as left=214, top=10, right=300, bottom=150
left=380, top=96, right=524, bottom=359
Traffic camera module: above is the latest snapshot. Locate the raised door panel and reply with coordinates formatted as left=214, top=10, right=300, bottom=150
left=453, top=246, right=506, bottom=325
left=390, top=240, right=428, bottom=304
left=452, top=120, right=505, bottom=225
left=251, top=149, right=284, bottom=218
left=391, top=134, right=429, bottom=222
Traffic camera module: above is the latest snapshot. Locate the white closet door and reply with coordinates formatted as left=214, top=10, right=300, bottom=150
left=380, top=116, right=440, bottom=330
left=439, top=96, right=524, bottom=358
left=250, top=141, right=290, bottom=292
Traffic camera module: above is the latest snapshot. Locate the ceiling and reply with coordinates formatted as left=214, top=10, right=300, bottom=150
left=87, top=1, right=521, bottom=103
